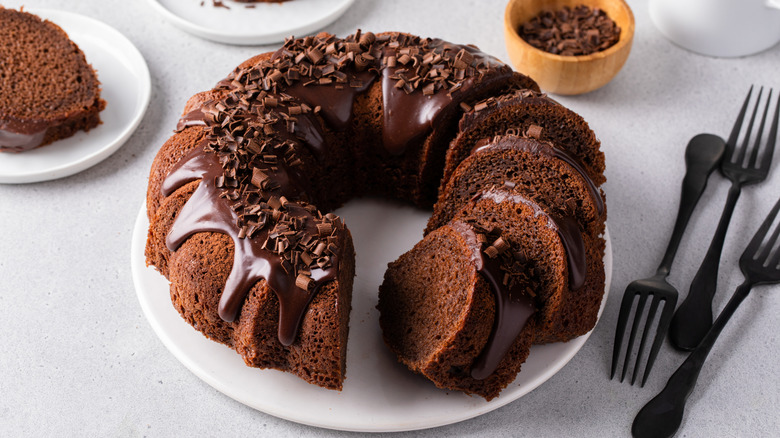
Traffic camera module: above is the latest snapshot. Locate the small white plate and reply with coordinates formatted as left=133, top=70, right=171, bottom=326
left=0, top=9, right=151, bottom=184
left=131, top=200, right=612, bottom=432
left=146, top=0, right=355, bottom=45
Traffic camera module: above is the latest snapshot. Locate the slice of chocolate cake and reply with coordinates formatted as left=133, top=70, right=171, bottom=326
left=378, top=221, right=536, bottom=401
left=0, top=7, right=105, bottom=153
left=441, top=88, right=605, bottom=189
left=428, top=135, right=606, bottom=237
left=455, top=188, right=605, bottom=345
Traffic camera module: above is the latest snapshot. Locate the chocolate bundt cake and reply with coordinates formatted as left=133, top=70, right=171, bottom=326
left=0, top=7, right=105, bottom=153
left=145, top=30, right=606, bottom=396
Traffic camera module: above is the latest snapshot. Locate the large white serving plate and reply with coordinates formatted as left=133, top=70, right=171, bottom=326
left=131, top=199, right=612, bottom=432
left=146, top=0, right=354, bottom=45
left=0, top=9, right=151, bottom=184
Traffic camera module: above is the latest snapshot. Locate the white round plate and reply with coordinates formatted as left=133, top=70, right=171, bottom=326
left=0, top=9, right=151, bottom=184
left=146, top=0, right=355, bottom=45
left=131, top=200, right=612, bottom=432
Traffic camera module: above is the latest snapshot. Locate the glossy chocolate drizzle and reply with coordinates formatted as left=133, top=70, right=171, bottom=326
left=473, top=135, right=605, bottom=216
left=449, top=220, right=536, bottom=380
left=479, top=188, right=587, bottom=291
left=175, top=110, right=208, bottom=132
left=161, top=31, right=511, bottom=346
left=162, top=144, right=339, bottom=346
left=0, top=127, right=46, bottom=152
left=380, top=39, right=508, bottom=156
left=283, top=73, right=376, bottom=131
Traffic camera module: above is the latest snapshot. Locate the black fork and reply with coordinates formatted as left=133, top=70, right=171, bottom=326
left=611, top=134, right=726, bottom=386
left=670, top=86, right=780, bottom=350
left=632, top=195, right=780, bottom=438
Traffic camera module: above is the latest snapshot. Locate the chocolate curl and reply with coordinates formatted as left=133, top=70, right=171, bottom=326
left=295, top=274, right=313, bottom=291
left=526, top=124, right=543, bottom=139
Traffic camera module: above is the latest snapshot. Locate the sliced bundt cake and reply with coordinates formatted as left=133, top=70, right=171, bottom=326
left=145, top=31, right=551, bottom=391
left=455, top=188, right=605, bottom=345
left=377, top=220, right=537, bottom=400
left=379, top=186, right=604, bottom=400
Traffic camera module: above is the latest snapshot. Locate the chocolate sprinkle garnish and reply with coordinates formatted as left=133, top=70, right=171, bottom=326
left=526, top=124, right=543, bottom=139
left=517, top=5, right=621, bottom=56
left=161, top=30, right=511, bottom=347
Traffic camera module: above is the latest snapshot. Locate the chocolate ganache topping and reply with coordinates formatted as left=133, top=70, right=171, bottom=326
left=163, top=144, right=344, bottom=346
left=0, top=118, right=49, bottom=152
left=163, top=31, right=510, bottom=345
left=479, top=187, right=587, bottom=291
left=0, top=127, right=46, bottom=152
left=449, top=220, right=536, bottom=380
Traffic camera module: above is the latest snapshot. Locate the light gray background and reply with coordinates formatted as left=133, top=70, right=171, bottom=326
left=1, top=0, right=778, bottom=436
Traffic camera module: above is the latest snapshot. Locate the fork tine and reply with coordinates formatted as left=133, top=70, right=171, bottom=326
left=744, top=196, right=780, bottom=260
left=748, top=89, right=773, bottom=168
left=727, top=86, right=754, bottom=161
left=631, top=295, right=661, bottom=385
left=765, top=224, right=780, bottom=269
left=759, top=89, right=780, bottom=173
left=640, top=294, right=676, bottom=386
left=621, top=293, right=648, bottom=383
left=611, top=292, right=636, bottom=379
left=733, top=87, right=763, bottom=165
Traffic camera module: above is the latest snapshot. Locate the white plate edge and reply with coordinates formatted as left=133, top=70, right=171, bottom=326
left=145, top=0, right=355, bottom=46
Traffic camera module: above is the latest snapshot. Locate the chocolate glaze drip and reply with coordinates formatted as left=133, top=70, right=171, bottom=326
left=449, top=220, right=536, bottom=380
left=380, top=39, right=509, bottom=156
left=479, top=188, right=587, bottom=290
left=175, top=109, right=208, bottom=132
left=159, top=31, right=514, bottom=346
left=381, top=63, right=469, bottom=155
left=283, top=72, right=376, bottom=130
left=473, top=135, right=605, bottom=216
left=0, top=128, right=46, bottom=152
left=162, top=145, right=339, bottom=346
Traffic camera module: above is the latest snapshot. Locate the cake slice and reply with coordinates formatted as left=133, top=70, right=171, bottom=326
left=0, top=7, right=105, bottom=153
left=427, top=134, right=606, bottom=237
left=379, top=188, right=604, bottom=399
left=441, top=88, right=605, bottom=189
left=378, top=221, right=536, bottom=400
left=455, top=189, right=605, bottom=345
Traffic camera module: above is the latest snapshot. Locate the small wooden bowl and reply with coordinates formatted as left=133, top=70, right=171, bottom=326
left=504, top=0, right=635, bottom=95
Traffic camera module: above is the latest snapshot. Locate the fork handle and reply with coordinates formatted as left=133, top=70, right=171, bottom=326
left=669, top=182, right=742, bottom=350
left=632, top=281, right=751, bottom=438
left=656, top=144, right=722, bottom=276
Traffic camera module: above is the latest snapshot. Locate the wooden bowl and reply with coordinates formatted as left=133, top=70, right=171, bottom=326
left=504, top=0, right=635, bottom=95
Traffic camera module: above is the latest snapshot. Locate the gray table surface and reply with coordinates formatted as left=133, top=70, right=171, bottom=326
left=1, top=0, right=779, bottom=436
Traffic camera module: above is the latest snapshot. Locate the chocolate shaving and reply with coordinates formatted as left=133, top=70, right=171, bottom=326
left=517, top=5, right=621, bottom=56
left=295, top=273, right=313, bottom=290
left=526, top=124, right=543, bottom=139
